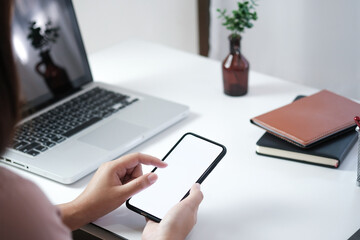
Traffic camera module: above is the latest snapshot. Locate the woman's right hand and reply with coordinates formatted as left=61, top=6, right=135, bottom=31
left=59, top=153, right=167, bottom=230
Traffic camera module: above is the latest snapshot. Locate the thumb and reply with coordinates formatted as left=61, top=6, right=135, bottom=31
left=183, top=183, right=203, bottom=208
left=120, top=172, right=158, bottom=198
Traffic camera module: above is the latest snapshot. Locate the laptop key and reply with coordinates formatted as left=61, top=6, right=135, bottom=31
left=33, top=133, right=44, bottom=138
left=68, top=121, right=80, bottom=127
left=51, top=136, right=66, bottom=143
left=19, top=142, right=41, bottom=153
left=14, top=141, right=30, bottom=150
left=111, top=103, right=125, bottom=110
left=61, top=126, right=72, bottom=131
left=46, top=134, right=56, bottom=139
left=34, top=145, right=48, bottom=152
left=15, top=135, right=24, bottom=141
left=27, top=150, right=40, bottom=157
left=38, top=138, right=49, bottom=143
left=53, top=129, right=65, bottom=135
left=63, top=117, right=101, bottom=137
left=41, top=129, right=52, bottom=134
left=44, top=141, right=56, bottom=147
left=25, top=137, right=37, bottom=142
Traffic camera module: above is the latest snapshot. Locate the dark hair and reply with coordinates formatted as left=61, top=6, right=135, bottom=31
left=0, top=0, right=20, bottom=155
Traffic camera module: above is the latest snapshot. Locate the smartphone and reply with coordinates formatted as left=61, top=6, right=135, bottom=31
left=126, top=132, right=226, bottom=222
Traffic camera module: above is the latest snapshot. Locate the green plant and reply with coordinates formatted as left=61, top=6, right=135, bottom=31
left=27, top=20, right=60, bottom=51
left=217, top=1, right=258, bottom=38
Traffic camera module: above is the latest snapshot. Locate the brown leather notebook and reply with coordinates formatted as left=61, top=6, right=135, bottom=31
left=250, top=90, right=360, bottom=148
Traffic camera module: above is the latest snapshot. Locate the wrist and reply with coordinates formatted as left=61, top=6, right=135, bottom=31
left=157, top=225, right=187, bottom=240
left=58, top=198, right=90, bottom=230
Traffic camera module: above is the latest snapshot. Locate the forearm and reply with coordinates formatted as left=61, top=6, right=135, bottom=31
left=58, top=200, right=91, bottom=231
left=142, top=221, right=189, bottom=240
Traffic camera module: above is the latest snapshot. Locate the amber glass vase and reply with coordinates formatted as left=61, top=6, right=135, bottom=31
left=222, top=35, right=249, bottom=96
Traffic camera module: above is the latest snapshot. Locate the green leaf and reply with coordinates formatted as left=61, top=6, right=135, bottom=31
left=217, top=1, right=258, bottom=35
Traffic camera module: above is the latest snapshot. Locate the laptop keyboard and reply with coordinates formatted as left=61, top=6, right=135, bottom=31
left=11, top=87, right=138, bottom=157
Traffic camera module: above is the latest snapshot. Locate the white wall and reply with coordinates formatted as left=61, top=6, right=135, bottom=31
left=209, top=0, right=360, bottom=99
left=73, top=0, right=198, bottom=54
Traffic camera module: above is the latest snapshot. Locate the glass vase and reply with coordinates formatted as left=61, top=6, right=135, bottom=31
left=222, top=35, right=249, bottom=96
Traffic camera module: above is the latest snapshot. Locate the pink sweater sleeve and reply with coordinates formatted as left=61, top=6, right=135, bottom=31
left=0, top=167, right=71, bottom=240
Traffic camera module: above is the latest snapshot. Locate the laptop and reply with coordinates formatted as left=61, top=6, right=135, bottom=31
left=1, top=0, right=189, bottom=184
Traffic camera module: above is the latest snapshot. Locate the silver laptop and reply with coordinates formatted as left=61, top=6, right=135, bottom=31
left=1, top=0, right=189, bottom=184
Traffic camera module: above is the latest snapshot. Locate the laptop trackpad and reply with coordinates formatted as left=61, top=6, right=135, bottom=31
left=79, top=118, right=147, bottom=151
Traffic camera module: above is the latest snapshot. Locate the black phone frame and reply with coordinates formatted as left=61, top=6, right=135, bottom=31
left=126, top=132, right=227, bottom=222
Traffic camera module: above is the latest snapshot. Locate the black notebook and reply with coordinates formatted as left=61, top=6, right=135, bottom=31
left=256, top=129, right=357, bottom=168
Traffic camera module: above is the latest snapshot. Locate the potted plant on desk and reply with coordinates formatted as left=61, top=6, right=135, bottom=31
left=217, top=1, right=258, bottom=96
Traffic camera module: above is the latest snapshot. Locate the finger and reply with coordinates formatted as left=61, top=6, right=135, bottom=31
left=111, top=153, right=167, bottom=179
left=114, top=153, right=167, bottom=169
left=122, top=164, right=145, bottom=184
left=119, top=172, right=158, bottom=198
left=129, top=163, right=143, bottom=178
left=183, top=183, right=203, bottom=207
left=144, top=217, right=154, bottom=223
left=144, top=218, right=157, bottom=229
left=134, top=153, right=168, bottom=167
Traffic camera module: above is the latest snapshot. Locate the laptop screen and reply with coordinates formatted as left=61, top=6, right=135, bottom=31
left=12, top=0, right=93, bottom=116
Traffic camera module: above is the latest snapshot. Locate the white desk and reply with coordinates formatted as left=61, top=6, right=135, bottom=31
left=4, top=40, right=360, bottom=239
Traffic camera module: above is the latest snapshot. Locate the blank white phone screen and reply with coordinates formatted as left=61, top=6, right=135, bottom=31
left=128, top=134, right=224, bottom=220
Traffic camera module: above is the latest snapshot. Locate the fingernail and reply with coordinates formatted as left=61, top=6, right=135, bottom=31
left=148, top=173, right=158, bottom=184
left=194, top=183, right=201, bottom=190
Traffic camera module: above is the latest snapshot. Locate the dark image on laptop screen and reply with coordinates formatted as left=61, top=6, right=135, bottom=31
left=12, top=0, right=93, bottom=115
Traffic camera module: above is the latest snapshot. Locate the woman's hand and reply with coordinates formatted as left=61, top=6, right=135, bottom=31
left=142, top=183, right=203, bottom=240
left=58, top=153, right=167, bottom=230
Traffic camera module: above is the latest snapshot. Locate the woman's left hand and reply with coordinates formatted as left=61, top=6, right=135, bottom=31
left=142, top=183, right=203, bottom=240
left=58, top=153, right=167, bottom=230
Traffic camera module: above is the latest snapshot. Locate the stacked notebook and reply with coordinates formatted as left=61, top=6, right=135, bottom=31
left=250, top=90, right=359, bottom=168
